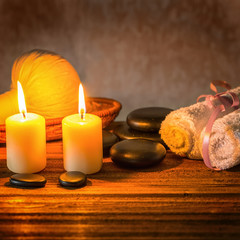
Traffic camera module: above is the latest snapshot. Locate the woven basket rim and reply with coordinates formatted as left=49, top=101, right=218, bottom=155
left=89, top=97, right=122, bottom=116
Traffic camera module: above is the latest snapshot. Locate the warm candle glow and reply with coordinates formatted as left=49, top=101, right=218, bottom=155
left=78, top=84, right=86, bottom=120
left=6, top=81, right=46, bottom=173
left=62, top=82, right=102, bottom=174
left=17, top=81, right=27, bottom=118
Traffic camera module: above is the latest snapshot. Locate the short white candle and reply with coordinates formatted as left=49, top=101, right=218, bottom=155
left=62, top=84, right=102, bottom=174
left=6, top=82, right=46, bottom=173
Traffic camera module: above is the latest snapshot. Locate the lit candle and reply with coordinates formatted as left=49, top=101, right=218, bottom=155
left=62, top=84, right=102, bottom=174
left=6, top=81, right=46, bottom=173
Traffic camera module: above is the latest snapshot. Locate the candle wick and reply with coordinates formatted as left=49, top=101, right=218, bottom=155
left=22, top=111, right=26, bottom=119
left=80, top=109, right=85, bottom=120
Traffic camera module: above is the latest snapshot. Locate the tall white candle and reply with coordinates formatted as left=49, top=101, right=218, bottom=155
left=6, top=82, right=46, bottom=173
left=62, top=84, right=102, bottom=174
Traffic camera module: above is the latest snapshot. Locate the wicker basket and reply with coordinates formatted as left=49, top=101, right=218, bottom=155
left=0, top=97, right=121, bottom=143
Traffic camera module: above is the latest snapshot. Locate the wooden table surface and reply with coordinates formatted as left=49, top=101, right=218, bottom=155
left=1, top=134, right=240, bottom=239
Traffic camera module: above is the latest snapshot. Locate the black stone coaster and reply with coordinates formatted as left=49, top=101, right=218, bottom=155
left=10, top=174, right=47, bottom=188
left=59, top=171, right=87, bottom=188
left=113, top=122, right=167, bottom=148
left=103, top=130, right=119, bottom=157
left=127, top=107, right=173, bottom=132
left=110, top=139, right=166, bottom=168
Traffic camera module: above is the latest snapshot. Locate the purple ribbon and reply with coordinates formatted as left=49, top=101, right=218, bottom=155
left=197, top=80, right=240, bottom=170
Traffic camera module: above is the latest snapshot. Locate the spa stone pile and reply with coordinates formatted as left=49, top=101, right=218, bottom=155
left=103, top=107, right=172, bottom=169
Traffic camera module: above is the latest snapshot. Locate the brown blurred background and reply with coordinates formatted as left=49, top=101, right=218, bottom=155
left=0, top=0, right=239, bottom=120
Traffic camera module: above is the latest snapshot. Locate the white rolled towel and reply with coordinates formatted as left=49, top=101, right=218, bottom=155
left=160, top=86, right=240, bottom=159
left=200, top=109, right=240, bottom=170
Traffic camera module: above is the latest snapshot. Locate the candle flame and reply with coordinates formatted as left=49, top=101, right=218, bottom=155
left=17, top=81, right=27, bottom=118
left=78, top=83, right=86, bottom=120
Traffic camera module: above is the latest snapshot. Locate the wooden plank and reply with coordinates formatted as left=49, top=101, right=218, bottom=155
left=0, top=138, right=240, bottom=239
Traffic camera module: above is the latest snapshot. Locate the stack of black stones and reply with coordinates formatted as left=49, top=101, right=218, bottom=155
left=103, top=107, right=173, bottom=169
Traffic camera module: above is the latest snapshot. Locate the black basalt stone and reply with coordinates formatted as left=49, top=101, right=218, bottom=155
left=113, top=122, right=167, bottom=148
left=103, top=130, right=119, bottom=156
left=59, top=171, right=87, bottom=188
left=127, top=107, right=173, bottom=132
left=10, top=174, right=47, bottom=188
left=110, top=139, right=166, bottom=168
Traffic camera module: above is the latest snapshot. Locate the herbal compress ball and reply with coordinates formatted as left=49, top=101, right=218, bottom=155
left=0, top=50, right=81, bottom=124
